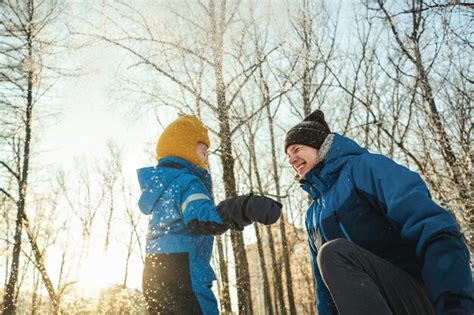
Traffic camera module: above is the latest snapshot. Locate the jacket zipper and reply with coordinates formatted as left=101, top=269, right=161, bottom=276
left=336, top=217, right=352, bottom=241
left=315, top=183, right=352, bottom=242
left=314, top=186, right=329, bottom=242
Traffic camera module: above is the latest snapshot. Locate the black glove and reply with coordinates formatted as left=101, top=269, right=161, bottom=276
left=216, top=194, right=282, bottom=231
left=245, top=194, right=282, bottom=225
left=216, top=194, right=252, bottom=231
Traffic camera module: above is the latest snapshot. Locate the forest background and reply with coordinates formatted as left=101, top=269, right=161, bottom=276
left=1, top=0, right=472, bottom=314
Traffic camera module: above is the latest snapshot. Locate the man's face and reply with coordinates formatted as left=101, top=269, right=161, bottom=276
left=196, top=142, right=209, bottom=166
left=286, top=144, right=318, bottom=179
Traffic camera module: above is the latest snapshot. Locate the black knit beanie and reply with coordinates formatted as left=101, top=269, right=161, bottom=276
left=284, top=110, right=331, bottom=152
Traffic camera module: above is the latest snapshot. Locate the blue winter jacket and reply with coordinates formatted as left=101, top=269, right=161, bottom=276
left=137, top=157, right=228, bottom=314
left=302, top=134, right=473, bottom=315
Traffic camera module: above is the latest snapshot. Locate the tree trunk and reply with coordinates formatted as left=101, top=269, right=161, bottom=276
left=218, top=103, right=252, bottom=313
left=31, top=270, right=40, bottom=315
left=122, top=228, right=134, bottom=288
left=210, top=0, right=252, bottom=312
left=254, top=225, right=274, bottom=315
left=22, top=213, right=59, bottom=313
left=3, top=203, right=23, bottom=315
left=2, top=24, right=35, bottom=313
left=247, top=123, right=275, bottom=315
left=216, top=235, right=231, bottom=313
left=266, top=93, right=296, bottom=315
left=104, top=190, right=114, bottom=251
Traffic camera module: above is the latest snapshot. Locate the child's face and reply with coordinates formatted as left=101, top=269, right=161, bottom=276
left=196, top=142, right=209, bottom=166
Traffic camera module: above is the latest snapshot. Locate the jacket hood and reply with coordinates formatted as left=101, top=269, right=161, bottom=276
left=137, top=165, right=180, bottom=197
left=302, top=133, right=368, bottom=194
left=137, top=157, right=211, bottom=215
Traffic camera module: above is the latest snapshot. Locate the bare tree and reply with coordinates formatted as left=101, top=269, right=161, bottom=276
left=106, top=141, right=145, bottom=287
left=284, top=0, right=337, bottom=119
left=0, top=0, right=68, bottom=312
left=58, top=160, right=105, bottom=245
left=99, top=142, right=121, bottom=252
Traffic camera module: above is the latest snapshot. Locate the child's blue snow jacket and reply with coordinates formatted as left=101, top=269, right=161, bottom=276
left=302, top=133, right=473, bottom=315
left=137, top=157, right=227, bottom=314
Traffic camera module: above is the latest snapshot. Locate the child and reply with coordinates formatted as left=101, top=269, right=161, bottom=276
left=137, top=115, right=281, bottom=314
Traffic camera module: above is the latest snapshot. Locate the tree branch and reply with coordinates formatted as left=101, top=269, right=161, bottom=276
left=0, top=188, right=16, bottom=202
left=0, top=161, right=20, bottom=181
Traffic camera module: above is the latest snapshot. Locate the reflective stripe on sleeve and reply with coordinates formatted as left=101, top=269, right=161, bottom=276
left=181, top=193, right=211, bottom=214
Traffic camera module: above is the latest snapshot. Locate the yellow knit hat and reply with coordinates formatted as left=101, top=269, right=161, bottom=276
left=156, top=115, right=210, bottom=169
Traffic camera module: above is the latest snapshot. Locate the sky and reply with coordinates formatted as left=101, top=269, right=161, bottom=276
left=40, top=28, right=156, bottom=175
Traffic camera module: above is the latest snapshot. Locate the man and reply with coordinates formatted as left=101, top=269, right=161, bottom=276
left=285, top=109, right=473, bottom=314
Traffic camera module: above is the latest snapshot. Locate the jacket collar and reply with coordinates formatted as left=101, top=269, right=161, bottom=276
left=300, top=133, right=367, bottom=196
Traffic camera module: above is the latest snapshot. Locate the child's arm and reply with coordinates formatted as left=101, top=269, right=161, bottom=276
left=181, top=177, right=282, bottom=234
left=180, top=177, right=229, bottom=235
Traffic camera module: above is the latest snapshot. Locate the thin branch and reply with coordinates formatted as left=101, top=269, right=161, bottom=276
left=0, top=161, right=20, bottom=181
left=0, top=188, right=16, bottom=202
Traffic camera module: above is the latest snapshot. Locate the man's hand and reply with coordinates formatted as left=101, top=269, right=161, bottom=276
left=216, top=194, right=282, bottom=230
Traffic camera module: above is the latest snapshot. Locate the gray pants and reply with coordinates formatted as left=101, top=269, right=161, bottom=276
left=317, top=239, right=435, bottom=315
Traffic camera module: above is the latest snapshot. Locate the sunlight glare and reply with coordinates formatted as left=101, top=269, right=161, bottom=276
left=76, top=247, right=125, bottom=296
